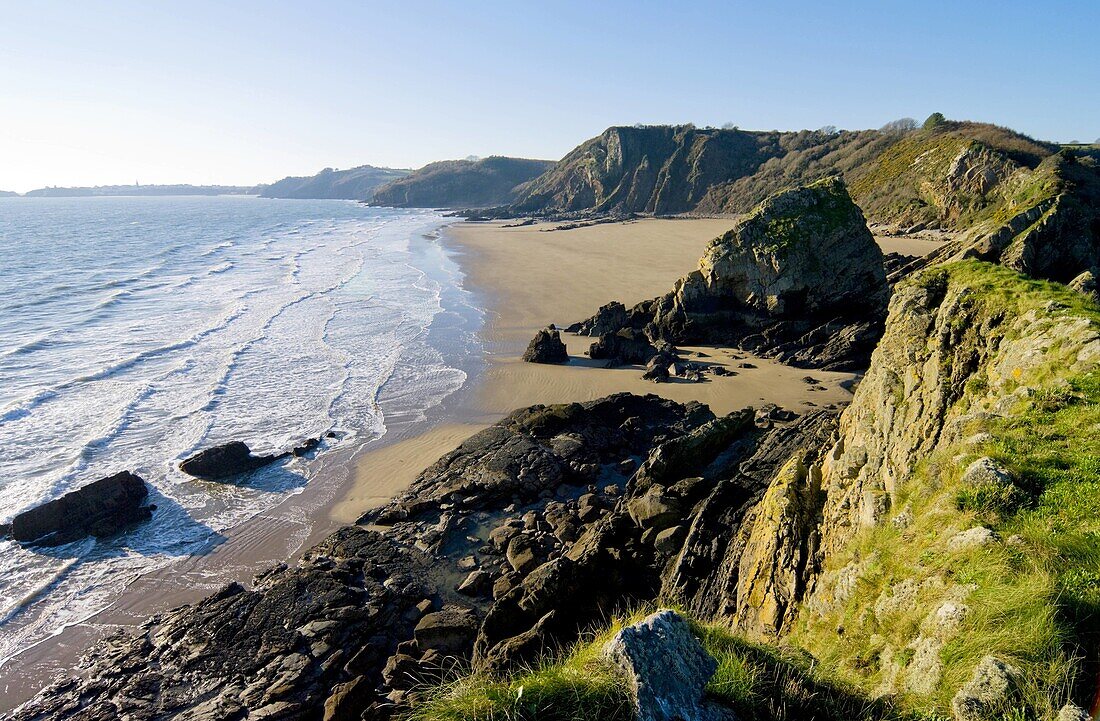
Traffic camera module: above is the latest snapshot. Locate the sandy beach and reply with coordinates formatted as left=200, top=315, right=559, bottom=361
left=0, top=216, right=939, bottom=707
left=333, top=217, right=948, bottom=527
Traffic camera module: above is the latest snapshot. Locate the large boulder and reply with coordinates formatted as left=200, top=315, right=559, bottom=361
left=521, top=327, right=569, bottom=364
left=179, top=441, right=282, bottom=480
left=603, top=609, right=732, bottom=721
left=648, top=176, right=888, bottom=343
left=1069, top=267, right=1099, bottom=303
left=565, top=178, right=890, bottom=371
left=5, top=471, right=153, bottom=546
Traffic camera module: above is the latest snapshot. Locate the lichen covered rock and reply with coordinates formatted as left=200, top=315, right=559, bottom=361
left=603, top=610, right=732, bottom=721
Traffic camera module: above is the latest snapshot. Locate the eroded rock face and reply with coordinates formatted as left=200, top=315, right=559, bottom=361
left=5, top=471, right=153, bottom=546
left=521, top=326, right=569, bottom=364
left=709, top=261, right=1100, bottom=702
left=813, top=265, right=1100, bottom=565
left=603, top=610, right=732, bottom=721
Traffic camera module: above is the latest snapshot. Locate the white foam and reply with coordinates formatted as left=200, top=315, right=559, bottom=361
left=0, top=201, right=473, bottom=671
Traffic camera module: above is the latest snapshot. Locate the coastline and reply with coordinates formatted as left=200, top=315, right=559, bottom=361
left=0, top=215, right=934, bottom=709
left=0, top=217, right=481, bottom=706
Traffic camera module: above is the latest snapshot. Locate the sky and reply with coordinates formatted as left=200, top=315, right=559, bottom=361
left=1, top=0, right=1098, bottom=192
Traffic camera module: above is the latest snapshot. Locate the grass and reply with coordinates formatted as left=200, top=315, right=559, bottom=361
left=789, top=264, right=1100, bottom=718
left=401, top=614, right=639, bottom=721
left=402, top=608, right=932, bottom=721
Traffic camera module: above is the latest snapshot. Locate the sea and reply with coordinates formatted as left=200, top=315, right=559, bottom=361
left=0, top=196, right=480, bottom=676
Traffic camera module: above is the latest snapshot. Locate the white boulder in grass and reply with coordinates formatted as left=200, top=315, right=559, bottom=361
left=603, top=609, right=734, bottom=721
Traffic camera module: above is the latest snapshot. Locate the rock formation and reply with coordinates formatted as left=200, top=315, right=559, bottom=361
left=178, top=441, right=284, bottom=480
left=10, top=393, right=800, bottom=719
left=569, top=177, right=889, bottom=370
left=603, top=610, right=733, bottom=721
left=3, top=471, right=153, bottom=546
left=521, top=326, right=569, bottom=364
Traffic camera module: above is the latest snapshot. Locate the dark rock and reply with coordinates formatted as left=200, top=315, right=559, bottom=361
left=456, top=570, right=493, bottom=597
left=521, top=327, right=569, bottom=364
left=7, top=471, right=153, bottom=546
left=413, top=605, right=479, bottom=655
left=568, top=301, right=630, bottom=337
left=589, top=328, right=658, bottom=365
left=506, top=534, right=541, bottom=575
left=179, top=441, right=282, bottom=480
left=292, top=437, right=321, bottom=457
left=627, top=485, right=684, bottom=531
left=653, top=525, right=686, bottom=556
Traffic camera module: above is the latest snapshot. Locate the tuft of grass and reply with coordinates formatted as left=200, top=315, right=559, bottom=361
left=401, top=613, right=641, bottom=721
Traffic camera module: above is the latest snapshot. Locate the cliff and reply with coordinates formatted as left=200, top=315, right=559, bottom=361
left=732, top=261, right=1100, bottom=716
left=260, top=165, right=410, bottom=200
left=507, top=124, right=816, bottom=216
left=370, top=156, right=555, bottom=209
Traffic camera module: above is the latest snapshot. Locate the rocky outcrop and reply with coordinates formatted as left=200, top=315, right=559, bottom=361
left=568, top=177, right=889, bottom=371
left=11, top=527, right=437, bottom=720
left=178, top=441, right=284, bottom=480
left=567, top=301, right=630, bottom=336
left=603, top=610, right=733, bottom=721
left=719, top=260, right=1100, bottom=708
left=811, top=262, right=1099, bottom=563
left=3, top=471, right=153, bottom=546
left=370, top=156, right=555, bottom=209
left=588, top=328, right=660, bottom=366
left=951, top=155, right=1100, bottom=284
left=645, top=176, right=887, bottom=350
left=521, top=326, right=569, bottom=364
left=951, top=657, right=1022, bottom=721
left=1069, top=267, right=1099, bottom=302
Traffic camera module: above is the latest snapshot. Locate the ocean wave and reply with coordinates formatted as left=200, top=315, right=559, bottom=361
left=0, top=305, right=248, bottom=426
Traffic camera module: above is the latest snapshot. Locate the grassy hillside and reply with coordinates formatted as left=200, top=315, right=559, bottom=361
left=260, top=165, right=409, bottom=200
left=370, top=156, right=555, bottom=208
left=791, top=262, right=1100, bottom=718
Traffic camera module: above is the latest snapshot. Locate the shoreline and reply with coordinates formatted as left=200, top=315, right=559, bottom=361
left=0, top=216, right=936, bottom=709
left=0, top=218, right=483, bottom=706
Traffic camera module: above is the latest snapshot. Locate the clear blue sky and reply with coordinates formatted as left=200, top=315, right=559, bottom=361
left=1, top=0, right=1097, bottom=192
